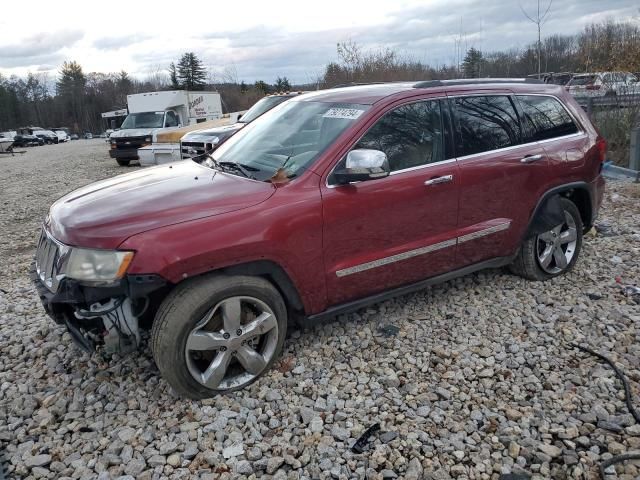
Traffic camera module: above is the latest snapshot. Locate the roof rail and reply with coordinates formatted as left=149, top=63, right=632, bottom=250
left=413, top=78, right=544, bottom=88
left=331, top=82, right=389, bottom=88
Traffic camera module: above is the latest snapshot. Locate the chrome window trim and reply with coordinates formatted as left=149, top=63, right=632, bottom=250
left=455, top=132, right=585, bottom=162
left=335, top=221, right=512, bottom=277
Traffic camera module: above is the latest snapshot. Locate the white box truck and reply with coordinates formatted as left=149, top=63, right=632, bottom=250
left=109, top=90, right=222, bottom=166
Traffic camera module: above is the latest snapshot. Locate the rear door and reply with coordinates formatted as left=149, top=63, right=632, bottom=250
left=451, top=94, right=548, bottom=266
left=321, top=98, right=460, bottom=306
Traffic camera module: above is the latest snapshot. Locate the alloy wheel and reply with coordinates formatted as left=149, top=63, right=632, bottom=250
left=185, top=296, right=279, bottom=390
left=535, top=210, right=578, bottom=274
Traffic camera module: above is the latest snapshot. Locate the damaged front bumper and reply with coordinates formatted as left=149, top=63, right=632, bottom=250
left=30, top=264, right=166, bottom=354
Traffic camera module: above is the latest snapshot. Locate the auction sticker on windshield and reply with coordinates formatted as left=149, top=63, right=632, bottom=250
left=323, top=108, right=365, bottom=120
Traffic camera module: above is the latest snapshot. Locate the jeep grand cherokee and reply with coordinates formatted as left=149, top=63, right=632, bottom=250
left=33, top=79, right=605, bottom=399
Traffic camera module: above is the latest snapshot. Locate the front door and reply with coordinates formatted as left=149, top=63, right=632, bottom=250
left=321, top=98, right=460, bottom=306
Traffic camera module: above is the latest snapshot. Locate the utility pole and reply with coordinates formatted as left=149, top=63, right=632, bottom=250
left=520, top=0, right=553, bottom=78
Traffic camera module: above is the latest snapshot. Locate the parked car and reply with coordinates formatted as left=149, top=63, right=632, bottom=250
left=69, top=134, right=79, bottom=140
left=53, top=130, right=70, bottom=142
left=13, top=134, right=42, bottom=147
left=566, top=71, right=639, bottom=97
left=33, top=79, right=605, bottom=398
left=527, top=72, right=573, bottom=86
left=33, top=130, right=59, bottom=144
left=180, top=92, right=304, bottom=158
left=84, top=132, right=93, bottom=139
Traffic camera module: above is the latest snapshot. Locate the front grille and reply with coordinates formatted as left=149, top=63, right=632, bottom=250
left=113, top=136, right=147, bottom=150
left=35, top=229, right=69, bottom=292
left=181, top=141, right=215, bottom=157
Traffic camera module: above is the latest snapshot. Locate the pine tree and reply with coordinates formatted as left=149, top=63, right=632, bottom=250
left=176, top=53, right=207, bottom=90
left=274, top=76, right=291, bottom=92
left=462, top=48, right=484, bottom=78
left=168, top=62, right=179, bottom=89
left=254, top=80, right=269, bottom=94
left=56, top=61, right=86, bottom=130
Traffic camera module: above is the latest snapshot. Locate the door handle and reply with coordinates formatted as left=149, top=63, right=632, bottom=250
left=424, top=174, right=453, bottom=186
left=520, top=154, right=544, bottom=163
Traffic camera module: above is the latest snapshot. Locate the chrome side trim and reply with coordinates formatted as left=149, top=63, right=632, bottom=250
left=335, top=221, right=512, bottom=277
left=335, top=239, right=456, bottom=278
left=458, top=222, right=511, bottom=243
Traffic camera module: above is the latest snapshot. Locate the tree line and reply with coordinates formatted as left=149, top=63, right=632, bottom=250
left=1, top=20, right=639, bottom=133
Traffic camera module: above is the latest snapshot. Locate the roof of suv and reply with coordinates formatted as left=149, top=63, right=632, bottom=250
left=298, top=78, right=564, bottom=105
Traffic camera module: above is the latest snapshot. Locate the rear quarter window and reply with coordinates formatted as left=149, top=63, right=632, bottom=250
left=517, top=95, right=579, bottom=142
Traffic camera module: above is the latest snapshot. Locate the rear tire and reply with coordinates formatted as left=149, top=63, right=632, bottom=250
left=116, top=159, right=130, bottom=166
left=151, top=274, right=287, bottom=399
left=510, top=197, right=583, bottom=281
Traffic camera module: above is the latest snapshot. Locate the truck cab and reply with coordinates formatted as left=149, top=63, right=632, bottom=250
left=109, top=91, right=222, bottom=166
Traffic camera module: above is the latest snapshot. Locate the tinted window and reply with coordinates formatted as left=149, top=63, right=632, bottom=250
left=355, top=100, right=444, bottom=171
left=517, top=95, right=578, bottom=141
left=454, top=96, right=521, bottom=156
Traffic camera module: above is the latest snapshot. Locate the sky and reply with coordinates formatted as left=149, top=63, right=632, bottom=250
left=0, top=0, right=638, bottom=84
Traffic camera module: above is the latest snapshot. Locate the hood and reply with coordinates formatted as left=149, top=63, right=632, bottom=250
left=182, top=123, right=244, bottom=142
left=48, top=161, right=275, bottom=249
left=155, top=118, right=234, bottom=144
left=111, top=128, right=156, bottom=138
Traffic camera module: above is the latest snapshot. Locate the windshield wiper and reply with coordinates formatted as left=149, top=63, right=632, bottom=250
left=218, top=161, right=259, bottom=180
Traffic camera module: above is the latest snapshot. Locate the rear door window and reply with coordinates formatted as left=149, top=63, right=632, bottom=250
left=453, top=95, right=521, bottom=156
left=517, top=95, right=579, bottom=142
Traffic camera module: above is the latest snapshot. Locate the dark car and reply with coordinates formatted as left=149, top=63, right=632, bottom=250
left=13, top=134, right=42, bottom=147
left=180, top=92, right=304, bottom=157
left=34, top=79, right=605, bottom=398
left=34, top=131, right=59, bottom=144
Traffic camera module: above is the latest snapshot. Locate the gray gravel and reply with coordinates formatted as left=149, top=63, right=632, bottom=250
left=1, top=141, right=639, bottom=479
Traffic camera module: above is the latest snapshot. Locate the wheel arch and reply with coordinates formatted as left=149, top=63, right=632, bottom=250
left=217, top=260, right=305, bottom=314
left=525, top=182, right=593, bottom=240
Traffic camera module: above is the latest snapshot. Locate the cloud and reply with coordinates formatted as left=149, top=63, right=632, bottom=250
left=0, top=30, right=83, bottom=60
left=93, top=34, right=151, bottom=51
left=1, top=0, right=639, bottom=82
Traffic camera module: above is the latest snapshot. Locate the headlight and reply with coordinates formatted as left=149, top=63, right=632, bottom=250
left=66, top=249, right=134, bottom=282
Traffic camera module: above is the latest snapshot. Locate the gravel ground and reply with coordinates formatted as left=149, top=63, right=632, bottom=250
left=0, top=141, right=639, bottom=480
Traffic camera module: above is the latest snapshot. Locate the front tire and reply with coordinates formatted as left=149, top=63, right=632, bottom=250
left=151, top=274, right=287, bottom=399
left=510, top=197, right=583, bottom=281
left=116, top=159, right=130, bottom=166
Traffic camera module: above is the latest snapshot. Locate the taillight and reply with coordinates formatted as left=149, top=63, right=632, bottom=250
left=586, top=85, right=601, bottom=90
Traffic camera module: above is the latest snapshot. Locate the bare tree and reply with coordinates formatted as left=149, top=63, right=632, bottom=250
left=520, top=0, right=553, bottom=77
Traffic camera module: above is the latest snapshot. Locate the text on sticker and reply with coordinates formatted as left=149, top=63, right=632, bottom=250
left=323, top=108, right=365, bottom=120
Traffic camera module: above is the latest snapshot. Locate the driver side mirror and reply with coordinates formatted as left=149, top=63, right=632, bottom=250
left=333, top=149, right=390, bottom=185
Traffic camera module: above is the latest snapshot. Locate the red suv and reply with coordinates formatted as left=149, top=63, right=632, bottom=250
left=33, top=79, right=605, bottom=398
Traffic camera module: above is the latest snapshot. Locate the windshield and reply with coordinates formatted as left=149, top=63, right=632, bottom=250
left=240, top=96, right=291, bottom=123
left=208, top=100, right=370, bottom=181
left=121, top=112, right=164, bottom=129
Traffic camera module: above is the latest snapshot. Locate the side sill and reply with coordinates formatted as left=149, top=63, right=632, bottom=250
left=305, top=256, right=514, bottom=323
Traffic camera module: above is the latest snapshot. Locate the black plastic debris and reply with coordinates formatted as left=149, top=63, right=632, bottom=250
left=377, top=325, right=400, bottom=337
left=351, top=423, right=381, bottom=453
